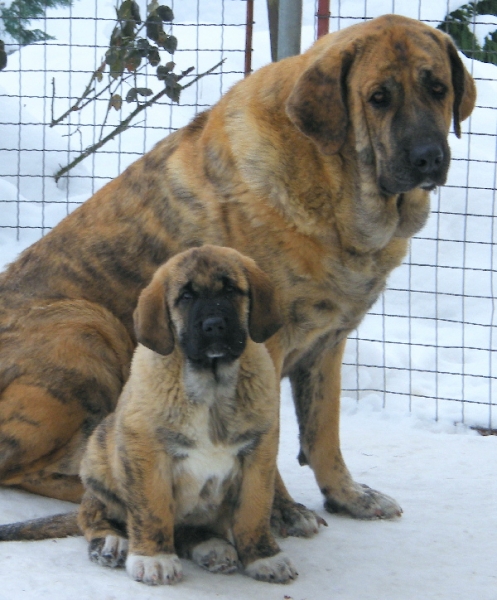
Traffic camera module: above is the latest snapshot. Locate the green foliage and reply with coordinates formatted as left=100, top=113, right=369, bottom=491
left=438, top=0, right=497, bottom=65
left=1, top=0, right=73, bottom=46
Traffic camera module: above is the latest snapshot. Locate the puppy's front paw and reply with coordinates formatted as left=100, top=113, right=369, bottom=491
left=191, top=537, right=239, bottom=574
left=89, top=535, right=128, bottom=568
left=126, top=553, right=183, bottom=585
left=245, top=553, right=298, bottom=584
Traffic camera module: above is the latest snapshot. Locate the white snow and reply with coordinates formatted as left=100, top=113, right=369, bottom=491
left=0, top=390, right=495, bottom=600
left=0, top=1, right=495, bottom=599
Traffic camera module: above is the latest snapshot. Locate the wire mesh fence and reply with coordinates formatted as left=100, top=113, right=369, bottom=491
left=0, top=0, right=249, bottom=241
left=0, top=0, right=495, bottom=429
left=327, top=2, right=497, bottom=430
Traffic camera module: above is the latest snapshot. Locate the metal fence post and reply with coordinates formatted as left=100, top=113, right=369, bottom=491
left=277, top=0, right=303, bottom=60
left=317, top=0, right=331, bottom=37
left=245, top=0, right=254, bottom=75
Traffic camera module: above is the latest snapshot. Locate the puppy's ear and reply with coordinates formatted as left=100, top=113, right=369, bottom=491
left=445, top=39, right=476, bottom=138
left=242, top=257, right=282, bottom=344
left=133, top=270, right=175, bottom=356
left=286, top=44, right=355, bottom=155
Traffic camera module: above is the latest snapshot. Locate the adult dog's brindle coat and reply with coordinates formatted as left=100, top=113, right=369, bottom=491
left=0, top=15, right=475, bottom=525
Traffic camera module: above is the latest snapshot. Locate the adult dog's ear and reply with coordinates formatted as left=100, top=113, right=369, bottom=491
left=446, top=38, right=476, bottom=138
left=286, top=44, right=355, bottom=155
left=133, top=268, right=175, bottom=356
left=242, top=257, right=283, bottom=343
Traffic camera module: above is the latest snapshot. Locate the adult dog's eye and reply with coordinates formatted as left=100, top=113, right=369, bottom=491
left=369, top=89, right=390, bottom=108
left=430, top=81, right=447, bottom=98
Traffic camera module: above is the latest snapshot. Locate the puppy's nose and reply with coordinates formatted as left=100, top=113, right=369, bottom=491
left=409, top=142, right=444, bottom=175
left=202, top=316, right=226, bottom=337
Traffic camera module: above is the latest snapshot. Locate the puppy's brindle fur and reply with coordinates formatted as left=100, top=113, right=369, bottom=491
left=0, top=15, right=476, bottom=527
left=74, top=245, right=297, bottom=585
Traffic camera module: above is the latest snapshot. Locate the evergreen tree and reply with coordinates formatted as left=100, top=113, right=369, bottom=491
left=0, top=0, right=74, bottom=69
left=438, top=0, right=497, bottom=65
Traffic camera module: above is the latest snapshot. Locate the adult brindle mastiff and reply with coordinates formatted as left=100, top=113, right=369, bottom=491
left=0, top=15, right=475, bottom=530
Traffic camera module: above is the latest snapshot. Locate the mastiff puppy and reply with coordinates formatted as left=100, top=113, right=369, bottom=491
left=77, top=245, right=296, bottom=584
left=0, top=15, right=476, bottom=529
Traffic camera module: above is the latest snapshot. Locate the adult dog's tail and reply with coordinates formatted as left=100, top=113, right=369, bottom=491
left=0, top=512, right=79, bottom=541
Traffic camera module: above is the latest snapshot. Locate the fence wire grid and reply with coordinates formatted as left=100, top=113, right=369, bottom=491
left=0, top=0, right=496, bottom=429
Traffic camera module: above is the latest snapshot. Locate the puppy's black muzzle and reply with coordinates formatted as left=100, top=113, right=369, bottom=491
left=181, top=297, right=247, bottom=368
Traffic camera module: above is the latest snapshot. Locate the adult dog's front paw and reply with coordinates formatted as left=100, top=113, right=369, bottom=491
left=245, top=552, right=298, bottom=583
left=126, top=553, right=183, bottom=585
left=271, top=496, right=327, bottom=538
left=324, top=482, right=402, bottom=519
left=191, top=537, right=239, bottom=574
left=89, top=534, right=128, bottom=568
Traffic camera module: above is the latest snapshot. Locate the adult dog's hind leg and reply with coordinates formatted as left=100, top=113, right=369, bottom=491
left=290, top=337, right=402, bottom=519
left=0, top=300, right=134, bottom=502
left=0, top=383, right=89, bottom=501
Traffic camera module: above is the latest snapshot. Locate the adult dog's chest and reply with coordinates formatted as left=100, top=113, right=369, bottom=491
left=281, top=250, right=389, bottom=354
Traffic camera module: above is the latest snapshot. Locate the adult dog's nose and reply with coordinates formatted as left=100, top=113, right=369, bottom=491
left=202, top=316, right=226, bottom=337
left=409, top=142, right=444, bottom=175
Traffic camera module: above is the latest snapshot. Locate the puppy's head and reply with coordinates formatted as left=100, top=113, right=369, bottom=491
left=133, top=245, right=282, bottom=368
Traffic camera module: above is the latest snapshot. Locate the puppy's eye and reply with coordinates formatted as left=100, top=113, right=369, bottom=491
left=369, top=89, right=390, bottom=108
left=178, top=290, right=194, bottom=302
left=221, top=278, right=238, bottom=294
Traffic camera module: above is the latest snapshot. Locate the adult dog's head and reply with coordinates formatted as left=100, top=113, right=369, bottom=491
left=133, top=245, right=281, bottom=368
left=286, top=14, right=476, bottom=195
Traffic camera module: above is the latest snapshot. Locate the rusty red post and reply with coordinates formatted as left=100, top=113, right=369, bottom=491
left=317, top=0, right=330, bottom=38
left=245, top=0, right=254, bottom=76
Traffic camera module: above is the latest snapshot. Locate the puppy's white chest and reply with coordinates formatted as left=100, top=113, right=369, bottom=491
left=172, top=406, right=244, bottom=524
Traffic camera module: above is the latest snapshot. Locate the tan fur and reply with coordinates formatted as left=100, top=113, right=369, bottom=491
left=0, top=15, right=475, bottom=522
left=77, top=245, right=297, bottom=584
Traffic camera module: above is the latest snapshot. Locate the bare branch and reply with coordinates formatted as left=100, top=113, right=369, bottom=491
left=54, top=60, right=224, bottom=183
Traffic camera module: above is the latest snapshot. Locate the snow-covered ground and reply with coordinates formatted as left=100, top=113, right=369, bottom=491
left=0, top=389, right=495, bottom=600
left=0, top=1, right=496, bottom=599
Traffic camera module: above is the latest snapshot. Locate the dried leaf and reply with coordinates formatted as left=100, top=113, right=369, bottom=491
left=136, top=37, right=150, bottom=57
left=117, top=0, right=141, bottom=25
left=148, top=0, right=160, bottom=13
left=105, top=48, right=124, bottom=79
left=146, top=14, right=163, bottom=43
left=109, top=26, right=123, bottom=48
left=125, top=48, right=142, bottom=72
left=95, top=61, right=106, bottom=82
left=126, top=87, right=153, bottom=103
left=157, top=70, right=181, bottom=102
left=156, top=61, right=174, bottom=79
left=126, top=88, right=138, bottom=103
left=156, top=6, right=174, bottom=22
left=165, top=81, right=181, bottom=103
left=105, top=46, right=125, bottom=79
left=146, top=47, right=160, bottom=66
left=109, top=94, right=122, bottom=110
left=160, top=33, right=177, bottom=54
left=136, top=87, right=153, bottom=97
